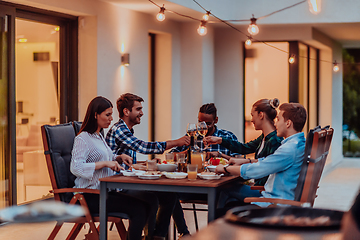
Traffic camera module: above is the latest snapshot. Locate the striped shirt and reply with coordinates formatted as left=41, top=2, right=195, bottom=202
left=71, top=131, right=117, bottom=190
left=106, top=119, right=167, bottom=163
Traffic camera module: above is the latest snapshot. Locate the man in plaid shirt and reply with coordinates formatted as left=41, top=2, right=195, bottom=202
left=105, top=93, right=189, bottom=240
left=170, top=103, right=238, bottom=237
left=171, top=103, right=238, bottom=158
left=106, top=93, right=189, bottom=163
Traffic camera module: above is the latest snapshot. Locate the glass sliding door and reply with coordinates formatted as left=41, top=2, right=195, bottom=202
left=0, top=12, right=10, bottom=209
left=15, top=19, right=60, bottom=204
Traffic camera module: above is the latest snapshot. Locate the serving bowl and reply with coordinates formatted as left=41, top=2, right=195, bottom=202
left=206, top=166, right=217, bottom=172
left=156, top=163, right=177, bottom=172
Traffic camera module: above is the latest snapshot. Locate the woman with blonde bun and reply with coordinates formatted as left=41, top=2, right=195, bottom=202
left=204, top=98, right=283, bottom=186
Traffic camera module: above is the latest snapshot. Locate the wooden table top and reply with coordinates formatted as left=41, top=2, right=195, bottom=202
left=100, top=174, right=241, bottom=188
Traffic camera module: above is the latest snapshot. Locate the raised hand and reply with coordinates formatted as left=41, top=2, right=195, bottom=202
left=120, top=154, right=133, bottom=166
left=203, top=136, right=222, bottom=146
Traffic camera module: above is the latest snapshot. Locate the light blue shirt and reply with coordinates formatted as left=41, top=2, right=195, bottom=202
left=240, top=132, right=305, bottom=207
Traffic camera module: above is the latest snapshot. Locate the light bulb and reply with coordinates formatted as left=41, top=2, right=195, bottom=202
left=245, top=37, right=252, bottom=46
left=308, top=0, right=321, bottom=14
left=289, top=55, right=295, bottom=64
left=197, top=21, right=207, bottom=36
left=156, top=7, right=166, bottom=22
left=202, top=11, right=210, bottom=21
left=333, top=61, right=340, bottom=72
left=247, top=17, right=259, bottom=35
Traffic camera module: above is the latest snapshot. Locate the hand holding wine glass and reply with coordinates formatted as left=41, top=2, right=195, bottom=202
left=197, top=121, right=208, bottom=149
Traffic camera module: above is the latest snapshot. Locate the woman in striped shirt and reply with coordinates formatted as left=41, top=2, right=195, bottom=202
left=71, top=96, right=151, bottom=240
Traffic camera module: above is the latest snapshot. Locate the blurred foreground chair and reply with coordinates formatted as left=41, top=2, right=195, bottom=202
left=245, top=126, right=334, bottom=207
left=41, top=122, right=128, bottom=240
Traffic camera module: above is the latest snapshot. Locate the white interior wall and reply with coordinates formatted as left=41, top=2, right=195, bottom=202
left=15, top=42, right=58, bottom=127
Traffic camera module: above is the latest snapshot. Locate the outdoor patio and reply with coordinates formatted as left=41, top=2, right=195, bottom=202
left=0, top=158, right=359, bottom=240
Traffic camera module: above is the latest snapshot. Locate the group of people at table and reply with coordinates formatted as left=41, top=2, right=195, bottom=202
left=70, top=93, right=307, bottom=240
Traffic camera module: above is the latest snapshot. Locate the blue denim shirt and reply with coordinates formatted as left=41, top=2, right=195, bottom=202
left=240, top=132, right=305, bottom=207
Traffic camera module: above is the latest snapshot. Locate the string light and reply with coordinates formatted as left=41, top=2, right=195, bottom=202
left=149, top=0, right=343, bottom=71
left=156, top=5, right=166, bottom=21
left=333, top=61, right=340, bottom=72
left=245, top=36, right=252, bottom=46
left=247, top=15, right=259, bottom=36
left=308, top=0, right=321, bottom=14
left=202, top=11, right=210, bottom=21
left=197, top=21, right=207, bottom=36
left=289, top=55, right=296, bottom=64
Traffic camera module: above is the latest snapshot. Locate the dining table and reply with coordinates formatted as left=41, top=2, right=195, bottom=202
left=99, top=173, right=241, bottom=240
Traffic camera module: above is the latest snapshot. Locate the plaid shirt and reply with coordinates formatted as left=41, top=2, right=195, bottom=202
left=170, top=126, right=238, bottom=156
left=105, top=119, right=166, bottom=163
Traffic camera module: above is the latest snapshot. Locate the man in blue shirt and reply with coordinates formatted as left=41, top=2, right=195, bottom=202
left=106, top=93, right=190, bottom=240
left=214, top=102, right=307, bottom=209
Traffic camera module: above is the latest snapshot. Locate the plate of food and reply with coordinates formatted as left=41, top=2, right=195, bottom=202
left=224, top=206, right=344, bottom=229
left=163, top=172, right=188, bottom=179
left=137, top=171, right=162, bottom=179
left=121, top=170, right=145, bottom=177
left=197, top=172, right=222, bottom=180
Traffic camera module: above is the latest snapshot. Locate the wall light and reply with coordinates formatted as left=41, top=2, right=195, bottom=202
left=121, top=53, right=130, bottom=66
left=333, top=61, right=339, bottom=72
left=308, top=0, right=321, bottom=14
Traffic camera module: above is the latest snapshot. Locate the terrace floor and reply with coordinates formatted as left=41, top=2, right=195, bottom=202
left=1, top=158, right=360, bottom=240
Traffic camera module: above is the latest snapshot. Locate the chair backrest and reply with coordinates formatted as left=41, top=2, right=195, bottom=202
left=294, top=125, right=322, bottom=201
left=41, top=123, right=77, bottom=203
left=73, top=121, right=82, bottom=135
left=294, top=126, right=334, bottom=206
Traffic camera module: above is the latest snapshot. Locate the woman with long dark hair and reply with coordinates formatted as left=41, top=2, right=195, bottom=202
left=71, top=96, right=149, bottom=240
left=205, top=98, right=283, bottom=186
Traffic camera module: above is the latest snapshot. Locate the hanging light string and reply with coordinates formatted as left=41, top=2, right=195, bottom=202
left=149, top=0, right=342, bottom=71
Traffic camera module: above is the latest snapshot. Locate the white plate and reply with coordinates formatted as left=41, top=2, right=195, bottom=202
left=197, top=173, right=221, bottom=180
left=121, top=170, right=145, bottom=177
left=138, top=174, right=162, bottom=180
left=163, top=172, right=188, bottom=179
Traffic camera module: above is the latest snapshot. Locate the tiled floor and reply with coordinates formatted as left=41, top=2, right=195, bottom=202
left=1, top=158, right=360, bottom=240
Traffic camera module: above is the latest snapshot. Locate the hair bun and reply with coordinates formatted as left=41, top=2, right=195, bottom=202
left=269, top=98, right=280, bottom=109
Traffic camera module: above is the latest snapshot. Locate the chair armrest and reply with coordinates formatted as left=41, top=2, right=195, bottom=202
left=250, top=186, right=265, bottom=191
left=244, top=197, right=304, bottom=207
left=51, top=188, right=100, bottom=194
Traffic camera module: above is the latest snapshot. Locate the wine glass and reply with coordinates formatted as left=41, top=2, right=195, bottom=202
left=187, top=123, right=198, bottom=150
left=197, top=121, right=208, bottom=150
left=186, top=123, right=197, bottom=137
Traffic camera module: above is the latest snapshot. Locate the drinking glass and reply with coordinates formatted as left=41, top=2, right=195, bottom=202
left=187, top=164, right=198, bottom=180
left=177, top=153, right=187, bottom=172
left=146, top=159, right=157, bottom=171
left=197, top=121, right=208, bottom=150
left=165, top=152, right=175, bottom=164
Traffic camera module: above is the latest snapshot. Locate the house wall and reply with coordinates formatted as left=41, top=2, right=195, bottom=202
left=7, top=0, right=343, bottom=164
